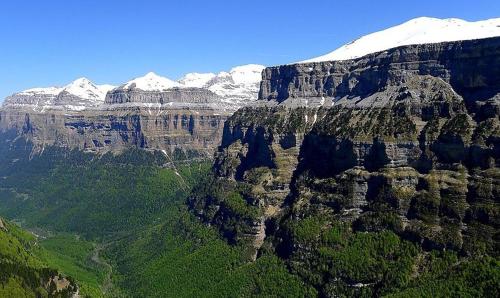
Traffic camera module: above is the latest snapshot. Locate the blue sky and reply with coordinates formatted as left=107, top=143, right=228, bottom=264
left=0, top=0, right=498, bottom=100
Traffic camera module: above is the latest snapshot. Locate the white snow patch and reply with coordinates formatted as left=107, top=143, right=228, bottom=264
left=205, top=64, right=265, bottom=99
left=178, top=72, right=216, bottom=88
left=4, top=64, right=265, bottom=112
left=19, top=87, right=62, bottom=96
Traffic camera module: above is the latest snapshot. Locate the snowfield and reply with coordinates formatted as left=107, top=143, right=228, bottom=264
left=300, top=17, right=500, bottom=63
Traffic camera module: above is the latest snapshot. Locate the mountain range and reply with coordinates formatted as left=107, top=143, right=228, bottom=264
left=3, top=64, right=265, bottom=111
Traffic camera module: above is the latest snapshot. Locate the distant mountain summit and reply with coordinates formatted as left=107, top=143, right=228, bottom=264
left=301, top=17, right=500, bottom=63
left=104, top=64, right=265, bottom=110
left=4, top=78, right=115, bottom=111
left=118, top=72, right=182, bottom=91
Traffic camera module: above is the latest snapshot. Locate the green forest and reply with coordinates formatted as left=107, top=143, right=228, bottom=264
left=0, top=147, right=314, bottom=297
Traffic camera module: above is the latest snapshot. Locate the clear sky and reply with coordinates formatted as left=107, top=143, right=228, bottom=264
left=0, top=0, right=498, bottom=101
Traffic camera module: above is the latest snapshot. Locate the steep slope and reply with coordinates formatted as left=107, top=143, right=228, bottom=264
left=260, top=37, right=500, bottom=114
left=0, top=218, right=78, bottom=297
left=190, top=36, right=500, bottom=296
left=301, top=17, right=500, bottom=63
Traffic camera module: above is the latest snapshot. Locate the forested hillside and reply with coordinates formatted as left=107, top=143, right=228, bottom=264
left=0, top=218, right=78, bottom=297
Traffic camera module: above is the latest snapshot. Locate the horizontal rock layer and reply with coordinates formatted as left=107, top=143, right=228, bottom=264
left=0, top=106, right=228, bottom=157
left=105, top=88, right=221, bottom=105
left=191, top=38, right=500, bottom=272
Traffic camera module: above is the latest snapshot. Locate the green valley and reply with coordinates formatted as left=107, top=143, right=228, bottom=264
left=0, top=145, right=315, bottom=297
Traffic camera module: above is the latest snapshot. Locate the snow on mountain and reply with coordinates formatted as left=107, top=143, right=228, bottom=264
left=178, top=64, right=265, bottom=99
left=19, top=87, right=63, bottom=96
left=3, top=78, right=116, bottom=111
left=62, top=78, right=114, bottom=102
left=98, top=84, right=116, bottom=94
left=119, top=72, right=181, bottom=91
left=178, top=72, right=216, bottom=88
left=227, top=64, right=265, bottom=85
left=3, top=65, right=265, bottom=112
left=117, top=65, right=265, bottom=105
left=15, top=78, right=114, bottom=101
left=204, top=64, right=265, bottom=100
left=301, top=17, right=500, bottom=63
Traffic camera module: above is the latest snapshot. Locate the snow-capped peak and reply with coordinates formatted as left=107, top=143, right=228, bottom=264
left=15, top=78, right=114, bottom=101
left=300, top=17, right=500, bottom=63
left=177, top=64, right=265, bottom=90
left=120, top=72, right=181, bottom=91
left=62, top=77, right=113, bottom=101
left=4, top=78, right=115, bottom=111
left=66, top=77, right=93, bottom=87
left=4, top=64, right=266, bottom=111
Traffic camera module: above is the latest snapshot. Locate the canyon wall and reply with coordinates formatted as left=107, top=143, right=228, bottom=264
left=190, top=38, right=500, bottom=282
left=0, top=105, right=228, bottom=157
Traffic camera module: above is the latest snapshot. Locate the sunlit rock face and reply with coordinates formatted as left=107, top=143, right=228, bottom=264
left=190, top=37, right=500, bottom=264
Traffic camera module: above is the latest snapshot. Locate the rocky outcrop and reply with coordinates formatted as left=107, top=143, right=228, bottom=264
left=190, top=37, right=500, bottom=271
left=105, top=87, right=221, bottom=105
left=0, top=217, right=6, bottom=231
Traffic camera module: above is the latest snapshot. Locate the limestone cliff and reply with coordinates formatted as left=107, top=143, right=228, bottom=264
left=0, top=106, right=227, bottom=157
left=189, top=37, right=500, bottom=277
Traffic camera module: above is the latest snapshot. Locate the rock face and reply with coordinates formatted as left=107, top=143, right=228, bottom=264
left=190, top=37, right=500, bottom=277
left=105, top=87, right=221, bottom=105
left=0, top=217, right=6, bottom=231
left=259, top=37, right=500, bottom=114
left=0, top=106, right=227, bottom=157
left=0, top=65, right=265, bottom=157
